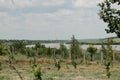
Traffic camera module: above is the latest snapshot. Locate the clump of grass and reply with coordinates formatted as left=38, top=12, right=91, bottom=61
left=0, top=76, right=5, bottom=80
left=72, top=60, right=77, bottom=69
left=33, top=65, right=42, bottom=80
left=54, top=59, right=62, bottom=70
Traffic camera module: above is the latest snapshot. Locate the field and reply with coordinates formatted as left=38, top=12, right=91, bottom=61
left=0, top=55, right=120, bottom=80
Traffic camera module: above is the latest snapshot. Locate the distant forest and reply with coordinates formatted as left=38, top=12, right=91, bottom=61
left=0, top=37, right=120, bottom=45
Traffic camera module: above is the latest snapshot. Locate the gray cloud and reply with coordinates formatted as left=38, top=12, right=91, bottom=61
left=0, top=0, right=116, bottom=40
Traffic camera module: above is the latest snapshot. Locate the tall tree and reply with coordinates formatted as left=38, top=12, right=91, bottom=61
left=98, top=0, right=120, bottom=37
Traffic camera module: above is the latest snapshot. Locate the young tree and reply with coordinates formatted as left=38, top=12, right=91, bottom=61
left=70, top=35, right=82, bottom=68
left=98, top=0, right=120, bottom=37
left=35, top=43, right=41, bottom=57
left=47, top=47, right=53, bottom=58
left=70, top=35, right=82, bottom=60
left=54, top=59, right=62, bottom=70
left=0, top=43, right=7, bottom=55
left=59, top=43, right=69, bottom=58
left=101, top=39, right=114, bottom=78
left=12, top=41, right=25, bottom=51
left=87, top=45, right=97, bottom=61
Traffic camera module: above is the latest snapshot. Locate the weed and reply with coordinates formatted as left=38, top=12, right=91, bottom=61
left=54, top=59, right=62, bottom=71
left=31, top=57, right=42, bottom=80
left=72, top=60, right=77, bottom=69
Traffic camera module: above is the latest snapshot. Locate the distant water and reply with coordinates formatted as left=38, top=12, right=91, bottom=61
left=26, top=43, right=120, bottom=51
left=81, top=45, right=120, bottom=50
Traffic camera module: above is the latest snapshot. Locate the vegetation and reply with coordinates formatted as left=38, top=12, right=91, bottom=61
left=101, top=39, right=114, bottom=78
left=0, top=37, right=120, bottom=80
left=87, top=45, right=97, bottom=61
left=70, top=35, right=82, bottom=69
left=8, top=46, right=24, bottom=80
left=54, top=59, right=62, bottom=71
left=0, top=0, right=120, bottom=80
left=31, top=57, right=42, bottom=80
left=59, top=43, right=69, bottom=59
left=98, top=0, right=120, bottom=37
left=0, top=43, right=7, bottom=55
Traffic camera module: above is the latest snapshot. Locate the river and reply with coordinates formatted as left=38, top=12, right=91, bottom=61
left=26, top=43, right=120, bottom=51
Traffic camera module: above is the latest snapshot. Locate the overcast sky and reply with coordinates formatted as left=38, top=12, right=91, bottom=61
left=0, top=0, right=116, bottom=40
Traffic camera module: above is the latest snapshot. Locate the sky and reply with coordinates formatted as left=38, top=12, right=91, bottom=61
left=0, top=0, right=116, bottom=40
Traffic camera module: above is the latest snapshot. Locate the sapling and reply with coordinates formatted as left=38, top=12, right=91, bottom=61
left=7, top=47, right=24, bottom=80
left=31, top=57, right=42, bottom=80
left=54, top=58, right=62, bottom=70
left=31, top=57, right=37, bottom=69
left=34, top=65, right=42, bottom=80
left=101, top=39, right=113, bottom=78
left=70, top=35, right=82, bottom=69
left=105, top=61, right=111, bottom=78
left=87, top=45, right=97, bottom=61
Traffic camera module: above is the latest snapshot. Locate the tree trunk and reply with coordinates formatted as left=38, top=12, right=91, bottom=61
left=83, top=52, right=86, bottom=63
left=69, top=51, right=71, bottom=59
left=113, top=52, right=115, bottom=62
left=90, top=54, right=93, bottom=61
left=53, top=48, right=56, bottom=58
left=101, top=52, right=103, bottom=63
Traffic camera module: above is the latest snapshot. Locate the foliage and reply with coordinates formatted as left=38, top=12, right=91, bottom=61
left=35, top=43, right=41, bottom=49
left=0, top=76, right=10, bottom=80
left=54, top=58, right=62, bottom=70
left=46, top=77, right=54, bottom=80
left=39, top=48, right=48, bottom=57
left=19, top=48, right=26, bottom=55
left=70, top=35, right=82, bottom=60
left=101, top=39, right=113, bottom=78
left=26, top=48, right=35, bottom=57
left=87, top=45, right=97, bottom=61
left=35, top=43, right=44, bottom=57
left=70, top=35, right=83, bottom=69
left=0, top=44, right=7, bottom=55
left=47, top=47, right=53, bottom=57
left=33, top=65, right=42, bottom=80
left=98, top=0, right=120, bottom=37
left=72, top=60, right=77, bottom=69
left=12, top=41, right=25, bottom=51
left=115, top=51, right=120, bottom=62
left=59, top=43, right=69, bottom=58
left=31, top=57, right=42, bottom=80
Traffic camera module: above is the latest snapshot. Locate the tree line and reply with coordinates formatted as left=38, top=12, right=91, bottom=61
left=0, top=35, right=120, bottom=62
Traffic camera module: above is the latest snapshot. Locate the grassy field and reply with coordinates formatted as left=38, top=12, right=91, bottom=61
left=0, top=55, right=120, bottom=80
